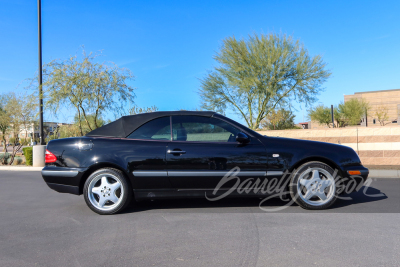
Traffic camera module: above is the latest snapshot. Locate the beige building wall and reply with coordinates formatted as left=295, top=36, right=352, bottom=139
left=308, top=120, right=333, bottom=130
left=344, top=88, right=400, bottom=125
left=258, top=127, right=400, bottom=166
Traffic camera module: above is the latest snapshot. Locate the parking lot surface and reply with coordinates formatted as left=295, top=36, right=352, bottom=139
left=1, top=171, right=399, bottom=266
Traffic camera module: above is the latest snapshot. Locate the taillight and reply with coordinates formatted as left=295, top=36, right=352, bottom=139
left=45, top=150, right=57, bottom=163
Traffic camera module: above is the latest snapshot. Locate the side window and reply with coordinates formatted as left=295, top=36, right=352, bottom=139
left=171, top=116, right=240, bottom=142
left=127, top=116, right=171, bottom=140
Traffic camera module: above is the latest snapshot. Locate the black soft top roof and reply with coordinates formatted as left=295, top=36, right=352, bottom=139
left=86, top=111, right=216, bottom=138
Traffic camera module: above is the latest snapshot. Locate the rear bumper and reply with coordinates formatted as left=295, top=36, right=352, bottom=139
left=46, top=182, right=80, bottom=195
left=42, top=166, right=88, bottom=195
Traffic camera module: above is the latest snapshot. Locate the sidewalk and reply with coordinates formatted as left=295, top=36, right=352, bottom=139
left=0, top=166, right=399, bottom=178
left=0, top=166, right=43, bottom=171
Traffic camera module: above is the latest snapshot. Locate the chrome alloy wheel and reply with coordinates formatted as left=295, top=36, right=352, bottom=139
left=87, top=173, right=124, bottom=211
left=296, top=167, right=336, bottom=206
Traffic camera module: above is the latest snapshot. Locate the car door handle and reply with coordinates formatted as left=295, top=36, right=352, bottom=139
left=167, top=150, right=186, bottom=154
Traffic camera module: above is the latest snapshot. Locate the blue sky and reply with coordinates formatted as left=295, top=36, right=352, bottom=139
left=1, top=0, right=399, bottom=124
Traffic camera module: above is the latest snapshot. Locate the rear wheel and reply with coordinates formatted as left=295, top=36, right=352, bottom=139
left=83, top=168, right=132, bottom=215
left=289, top=161, right=337, bottom=210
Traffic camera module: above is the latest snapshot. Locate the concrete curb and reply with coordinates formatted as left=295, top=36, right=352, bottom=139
left=368, top=169, right=400, bottom=178
left=0, top=166, right=43, bottom=171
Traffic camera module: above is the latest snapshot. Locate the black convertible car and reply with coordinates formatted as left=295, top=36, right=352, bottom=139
left=41, top=111, right=368, bottom=214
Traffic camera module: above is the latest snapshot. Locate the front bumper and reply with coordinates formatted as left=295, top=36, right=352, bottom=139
left=42, top=166, right=88, bottom=195
left=340, top=166, right=369, bottom=193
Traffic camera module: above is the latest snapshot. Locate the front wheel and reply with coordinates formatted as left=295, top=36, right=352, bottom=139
left=83, top=168, right=132, bottom=215
left=289, top=161, right=338, bottom=210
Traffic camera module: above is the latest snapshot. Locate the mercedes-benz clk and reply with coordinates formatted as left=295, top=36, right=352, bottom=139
left=41, top=111, right=368, bottom=215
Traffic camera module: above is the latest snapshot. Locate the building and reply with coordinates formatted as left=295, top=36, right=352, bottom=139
left=297, top=122, right=309, bottom=129
left=1, top=122, right=71, bottom=145
left=344, top=88, right=400, bottom=126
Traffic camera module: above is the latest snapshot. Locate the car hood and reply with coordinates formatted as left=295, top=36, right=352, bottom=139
left=258, top=135, right=361, bottom=168
left=260, top=135, right=346, bottom=149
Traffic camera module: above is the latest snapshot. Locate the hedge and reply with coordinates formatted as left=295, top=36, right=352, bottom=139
left=23, top=147, right=33, bottom=166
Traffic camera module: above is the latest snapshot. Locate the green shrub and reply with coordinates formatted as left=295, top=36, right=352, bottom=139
left=0, top=153, right=10, bottom=165
left=13, top=156, right=23, bottom=165
left=23, top=147, right=33, bottom=166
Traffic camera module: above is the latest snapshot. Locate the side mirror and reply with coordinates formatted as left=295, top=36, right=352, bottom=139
left=236, top=132, right=250, bottom=144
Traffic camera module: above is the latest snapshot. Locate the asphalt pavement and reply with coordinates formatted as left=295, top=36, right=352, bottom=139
left=0, top=171, right=399, bottom=266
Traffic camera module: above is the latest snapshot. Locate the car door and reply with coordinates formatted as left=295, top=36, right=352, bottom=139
left=166, top=115, right=267, bottom=190
left=124, top=116, right=172, bottom=190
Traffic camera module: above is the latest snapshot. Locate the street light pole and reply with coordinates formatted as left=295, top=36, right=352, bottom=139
left=38, top=0, right=44, bottom=145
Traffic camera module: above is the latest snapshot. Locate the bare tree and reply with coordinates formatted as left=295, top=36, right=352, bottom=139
left=375, top=105, right=389, bottom=126
left=20, top=95, right=36, bottom=143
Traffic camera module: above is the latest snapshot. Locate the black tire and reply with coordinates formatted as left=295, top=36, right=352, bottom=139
left=289, top=161, right=338, bottom=210
left=83, top=168, right=132, bottom=215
